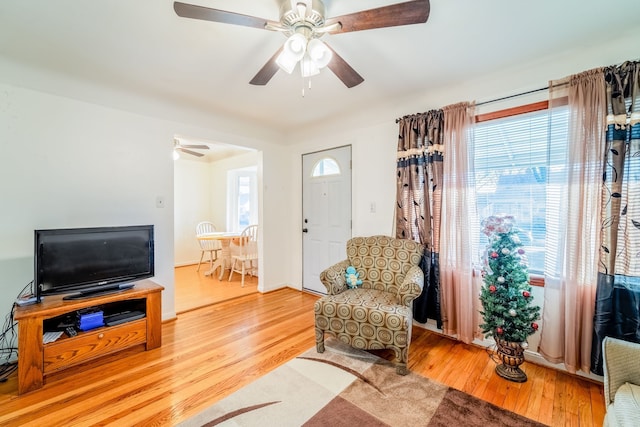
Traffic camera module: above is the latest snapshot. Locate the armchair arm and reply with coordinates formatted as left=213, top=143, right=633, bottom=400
left=319, top=259, right=351, bottom=295
left=397, top=264, right=424, bottom=307
left=603, top=336, right=640, bottom=405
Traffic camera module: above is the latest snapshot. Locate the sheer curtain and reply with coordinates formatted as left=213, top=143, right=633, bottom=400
left=395, top=110, right=444, bottom=326
left=439, top=101, right=479, bottom=344
left=591, top=61, right=640, bottom=375
left=538, top=68, right=606, bottom=374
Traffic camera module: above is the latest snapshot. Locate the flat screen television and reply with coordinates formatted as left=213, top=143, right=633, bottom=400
left=34, top=225, right=154, bottom=301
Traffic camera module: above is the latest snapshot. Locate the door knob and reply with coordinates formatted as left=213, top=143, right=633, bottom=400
left=302, top=228, right=308, bottom=233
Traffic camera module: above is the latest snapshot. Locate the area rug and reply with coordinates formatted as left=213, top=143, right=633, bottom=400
left=179, top=338, right=546, bottom=426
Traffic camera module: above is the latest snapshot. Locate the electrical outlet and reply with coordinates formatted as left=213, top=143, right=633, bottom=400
left=156, top=196, right=165, bottom=208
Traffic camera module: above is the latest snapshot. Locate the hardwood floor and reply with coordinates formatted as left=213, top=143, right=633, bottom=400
left=174, top=263, right=258, bottom=313
left=0, top=288, right=605, bottom=426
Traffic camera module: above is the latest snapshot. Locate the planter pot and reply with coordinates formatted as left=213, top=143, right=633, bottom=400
left=495, top=338, right=527, bottom=383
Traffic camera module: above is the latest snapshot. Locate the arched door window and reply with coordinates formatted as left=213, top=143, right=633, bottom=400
left=311, top=157, right=341, bottom=177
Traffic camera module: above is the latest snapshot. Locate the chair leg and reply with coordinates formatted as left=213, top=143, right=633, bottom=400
left=315, top=328, right=325, bottom=353
left=228, top=259, right=235, bottom=282
left=393, top=347, right=409, bottom=375
left=395, top=364, right=408, bottom=376
left=241, top=261, right=246, bottom=287
left=196, top=251, right=205, bottom=272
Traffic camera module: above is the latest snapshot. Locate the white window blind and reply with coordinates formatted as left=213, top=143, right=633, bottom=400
left=474, top=107, right=568, bottom=275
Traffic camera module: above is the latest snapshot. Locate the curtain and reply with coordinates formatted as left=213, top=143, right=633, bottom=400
left=439, top=102, right=479, bottom=344
left=538, top=68, right=606, bottom=374
left=591, top=61, right=640, bottom=375
left=395, top=110, right=444, bottom=326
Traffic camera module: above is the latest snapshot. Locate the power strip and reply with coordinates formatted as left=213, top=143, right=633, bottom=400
left=16, top=295, right=38, bottom=306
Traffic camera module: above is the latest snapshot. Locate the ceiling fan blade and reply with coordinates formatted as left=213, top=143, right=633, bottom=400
left=178, top=148, right=205, bottom=157
left=249, top=46, right=284, bottom=86
left=325, top=0, right=430, bottom=34
left=173, top=2, right=279, bottom=30
left=325, top=46, right=364, bottom=88
left=180, top=144, right=209, bottom=150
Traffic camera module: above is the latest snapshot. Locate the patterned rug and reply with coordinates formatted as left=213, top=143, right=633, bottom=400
left=179, top=338, right=546, bottom=427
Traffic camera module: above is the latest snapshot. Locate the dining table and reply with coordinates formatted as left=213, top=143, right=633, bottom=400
left=197, top=232, right=244, bottom=280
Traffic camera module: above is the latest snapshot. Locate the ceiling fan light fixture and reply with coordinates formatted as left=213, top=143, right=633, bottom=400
left=306, top=38, right=332, bottom=68
left=283, top=33, right=307, bottom=58
left=276, top=51, right=299, bottom=74
left=300, top=55, right=320, bottom=77
left=276, top=33, right=307, bottom=74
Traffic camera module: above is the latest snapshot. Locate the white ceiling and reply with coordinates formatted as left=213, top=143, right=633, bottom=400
left=1, top=0, right=639, bottom=134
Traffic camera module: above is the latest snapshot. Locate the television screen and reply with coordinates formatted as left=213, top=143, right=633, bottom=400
left=35, top=225, right=154, bottom=300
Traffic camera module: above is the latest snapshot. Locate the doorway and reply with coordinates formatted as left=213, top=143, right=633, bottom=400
left=302, top=146, right=352, bottom=294
left=173, top=137, right=261, bottom=313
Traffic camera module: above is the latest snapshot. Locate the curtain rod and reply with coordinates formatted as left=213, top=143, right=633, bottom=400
left=475, top=85, right=549, bottom=107
left=395, top=82, right=567, bottom=123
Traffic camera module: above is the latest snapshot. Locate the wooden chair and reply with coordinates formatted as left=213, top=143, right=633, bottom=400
left=195, top=221, right=222, bottom=272
left=228, top=225, right=258, bottom=287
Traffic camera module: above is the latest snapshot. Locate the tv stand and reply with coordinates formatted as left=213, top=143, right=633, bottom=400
left=14, top=280, right=163, bottom=395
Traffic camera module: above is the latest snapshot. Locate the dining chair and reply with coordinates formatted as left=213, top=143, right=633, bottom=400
left=195, top=221, right=222, bottom=272
left=229, top=224, right=258, bottom=287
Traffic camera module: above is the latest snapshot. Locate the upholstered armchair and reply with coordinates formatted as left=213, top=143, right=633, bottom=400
left=314, top=235, right=424, bottom=375
left=603, top=337, right=640, bottom=427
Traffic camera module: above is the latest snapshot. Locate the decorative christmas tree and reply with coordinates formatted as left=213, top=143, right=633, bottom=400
left=479, top=215, right=540, bottom=382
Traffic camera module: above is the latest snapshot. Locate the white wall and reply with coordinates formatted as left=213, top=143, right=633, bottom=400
left=174, top=157, right=212, bottom=266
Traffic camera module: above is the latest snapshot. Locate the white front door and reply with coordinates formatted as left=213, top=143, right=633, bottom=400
left=302, top=146, right=352, bottom=294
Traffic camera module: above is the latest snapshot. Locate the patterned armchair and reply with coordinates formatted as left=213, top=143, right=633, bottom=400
left=314, top=235, right=424, bottom=375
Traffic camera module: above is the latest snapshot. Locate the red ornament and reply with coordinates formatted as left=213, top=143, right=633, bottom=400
left=489, top=285, right=497, bottom=293
left=523, top=291, right=530, bottom=298
left=496, top=327, right=504, bottom=335
left=490, top=251, right=499, bottom=259
left=532, top=322, right=539, bottom=331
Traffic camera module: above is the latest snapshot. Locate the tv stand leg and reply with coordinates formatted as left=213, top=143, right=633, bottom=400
left=18, top=317, right=44, bottom=394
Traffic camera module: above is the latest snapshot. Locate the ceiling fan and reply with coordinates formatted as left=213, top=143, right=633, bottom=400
left=173, top=0, right=430, bottom=88
left=174, top=139, right=210, bottom=158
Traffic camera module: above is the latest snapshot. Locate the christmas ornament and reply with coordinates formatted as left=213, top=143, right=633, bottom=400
left=497, top=276, right=505, bottom=283
left=518, top=248, right=525, bottom=255
left=523, top=291, right=530, bottom=298
left=501, top=248, right=510, bottom=255
left=509, top=309, right=517, bottom=317
left=511, top=235, right=521, bottom=244
left=489, top=285, right=497, bottom=293
left=521, top=342, right=529, bottom=349
left=496, top=327, right=503, bottom=335
left=491, top=251, right=498, bottom=259
left=532, top=322, right=539, bottom=330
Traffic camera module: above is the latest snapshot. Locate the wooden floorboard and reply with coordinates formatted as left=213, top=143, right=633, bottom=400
left=0, top=285, right=605, bottom=426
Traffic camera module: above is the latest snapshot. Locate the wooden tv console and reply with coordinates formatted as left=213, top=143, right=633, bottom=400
left=14, top=280, right=163, bottom=395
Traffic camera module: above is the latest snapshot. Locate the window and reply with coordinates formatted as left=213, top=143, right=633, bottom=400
left=312, top=158, right=341, bottom=177
left=227, top=167, right=258, bottom=232
left=474, top=103, right=568, bottom=279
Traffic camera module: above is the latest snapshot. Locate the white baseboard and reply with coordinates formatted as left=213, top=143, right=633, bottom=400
left=174, top=261, right=198, bottom=267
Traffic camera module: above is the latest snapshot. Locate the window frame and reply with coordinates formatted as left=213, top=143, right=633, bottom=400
left=226, top=166, right=258, bottom=233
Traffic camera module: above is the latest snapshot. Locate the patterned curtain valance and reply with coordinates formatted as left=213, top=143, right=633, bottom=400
left=396, top=110, right=444, bottom=159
